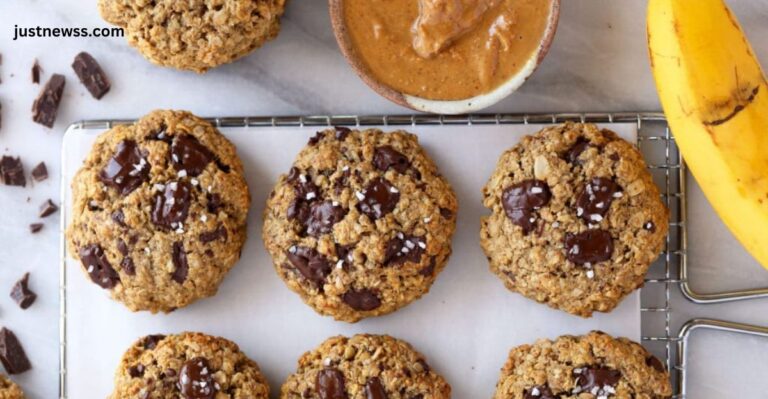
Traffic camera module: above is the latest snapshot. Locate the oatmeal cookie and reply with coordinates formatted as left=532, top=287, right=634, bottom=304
left=110, top=332, right=269, bottom=399
left=66, top=110, right=250, bottom=313
left=493, top=331, right=672, bottom=399
left=281, top=334, right=451, bottom=399
left=481, top=123, right=668, bottom=317
left=98, top=0, right=286, bottom=72
left=0, top=374, right=23, bottom=399
left=262, top=127, right=458, bottom=323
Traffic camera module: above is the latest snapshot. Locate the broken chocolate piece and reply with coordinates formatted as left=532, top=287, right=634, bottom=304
left=99, top=140, right=150, bottom=196
left=0, top=328, right=31, bottom=374
left=10, top=273, right=36, bottom=310
left=31, top=60, right=41, bottom=84
left=72, top=52, right=111, bottom=99
left=32, top=73, right=65, bottom=128
left=30, top=162, right=48, bottom=182
left=29, top=223, right=43, bottom=233
left=39, top=199, right=58, bottom=218
left=0, top=156, right=25, bottom=187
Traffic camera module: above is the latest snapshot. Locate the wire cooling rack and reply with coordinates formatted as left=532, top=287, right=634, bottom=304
left=61, top=112, right=767, bottom=398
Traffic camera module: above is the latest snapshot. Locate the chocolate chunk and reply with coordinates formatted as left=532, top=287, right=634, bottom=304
left=565, top=137, right=592, bottom=163
left=287, top=246, right=332, bottom=288
left=646, top=355, right=666, bottom=372
left=576, top=177, right=621, bottom=224
left=574, top=366, right=621, bottom=394
left=523, top=385, right=556, bottom=399
left=99, top=140, right=150, bottom=196
left=439, top=207, right=453, bottom=219
left=0, top=156, right=25, bottom=187
left=171, top=134, right=214, bottom=177
left=373, top=146, right=410, bottom=173
left=177, top=357, right=217, bottom=399
left=342, top=288, right=381, bottom=311
left=171, top=242, right=188, bottom=284
left=141, top=334, right=166, bottom=350
left=79, top=244, right=120, bottom=289
left=165, top=368, right=177, bottom=377
left=29, top=223, right=43, bottom=233
left=117, top=239, right=129, bottom=256
left=384, top=234, right=426, bottom=266
left=306, top=201, right=347, bottom=236
left=335, top=126, right=351, bottom=141
left=121, top=257, right=136, bottom=276
left=129, top=364, right=145, bottom=378
left=419, top=257, right=437, bottom=276
left=365, top=377, right=388, bottom=399
left=199, top=225, right=227, bottom=243
left=206, top=193, right=222, bottom=214
left=644, top=221, right=656, bottom=232
left=502, top=180, right=551, bottom=234
left=356, top=178, right=399, bottom=220
left=10, top=273, right=36, bottom=310
left=564, top=230, right=614, bottom=265
left=39, top=199, right=58, bottom=218
left=0, top=328, right=31, bottom=374
left=71, top=52, right=111, bottom=99
left=31, top=60, right=41, bottom=84
left=152, top=181, right=192, bottom=230
left=30, top=162, right=48, bottom=182
left=87, top=200, right=102, bottom=211
left=308, top=131, right=325, bottom=146
left=32, top=73, right=65, bottom=128
left=316, top=368, right=348, bottom=399
left=111, top=209, right=127, bottom=227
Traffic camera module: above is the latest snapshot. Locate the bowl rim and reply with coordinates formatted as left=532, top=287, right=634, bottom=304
left=329, top=0, right=561, bottom=114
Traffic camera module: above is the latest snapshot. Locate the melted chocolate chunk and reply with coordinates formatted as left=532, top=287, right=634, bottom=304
left=0, top=328, right=31, bottom=375
left=151, top=181, right=192, bottom=230
left=308, top=131, right=325, bottom=146
left=574, top=366, right=621, bottom=394
left=439, top=208, right=453, bottom=219
left=565, top=137, right=592, bottom=164
left=576, top=177, right=621, bottom=224
left=111, top=209, right=127, bottom=227
left=564, top=230, right=614, bottom=265
left=365, top=377, right=388, bottom=399
left=10, top=273, right=36, bottom=310
left=199, top=225, right=228, bottom=243
left=0, top=156, right=26, bottom=187
left=117, top=239, right=129, bottom=256
left=501, top=180, right=551, bottom=234
left=356, top=178, right=399, bottom=220
left=171, top=242, right=188, bottom=284
left=335, top=126, right=351, bottom=141
left=419, top=257, right=437, bottom=277
left=342, top=288, right=381, bottom=311
left=128, top=364, right=145, bottom=378
left=146, top=125, right=171, bottom=143
left=524, top=385, right=556, bottom=399
left=373, top=146, right=410, bottom=173
left=306, top=201, right=347, bottom=236
left=384, top=234, right=426, bottom=266
left=316, top=368, right=348, bottom=399
left=99, top=140, right=150, bottom=196
left=644, top=221, right=656, bottom=233
left=646, top=355, right=666, bottom=372
left=141, top=334, right=166, bottom=350
left=286, top=246, right=332, bottom=288
left=206, top=193, right=222, bottom=214
left=171, top=134, right=214, bottom=177
left=72, top=52, right=111, bottom=100
left=31, top=162, right=48, bottom=182
left=177, top=357, right=217, bottom=399
left=32, top=74, right=65, bottom=128
left=121, top=257, right=136, bottom=276
left=79, top=244, right=120, bottom=289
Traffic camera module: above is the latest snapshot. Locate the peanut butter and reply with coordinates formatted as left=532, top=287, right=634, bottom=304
left=343, top=0, right=554, bottom=100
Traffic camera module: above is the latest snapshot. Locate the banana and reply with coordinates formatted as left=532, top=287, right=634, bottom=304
left=647, top=0, right=768, bottom=271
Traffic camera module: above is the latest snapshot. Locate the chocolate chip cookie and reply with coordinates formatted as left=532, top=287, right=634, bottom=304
left=262, top=127, right=458, bottom=323
left=66, top=110, right=250, bottom=313
left=98, top=0, right=286, bottom=73
left=481, top=123, right=668, bottom=317
left=0, top=374, right=24, bottom=399
left=494, top=331, right=672, bottom=399
left=110, top=332, right=269, bottom=399
left=281, top=334, right=451, bottom=399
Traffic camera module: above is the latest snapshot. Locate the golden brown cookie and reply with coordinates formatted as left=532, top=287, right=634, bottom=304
left=0, top=374, right=24, bottom=399
left=263, top=127, right=458, bottom=323
left=481, top=123, right=668, bottom=317
left=110, top=332, right=269, bottom=399
left=493, top=331, right=672, bottom=399
left=98, top=0, right=286, bottom=72
left=66, top=110, right=250, bottom=313
left=281, top=334, right=451, bottom=399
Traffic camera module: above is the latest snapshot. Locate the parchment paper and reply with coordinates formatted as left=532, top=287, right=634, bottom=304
left=62, top=123, right=640, bottom=398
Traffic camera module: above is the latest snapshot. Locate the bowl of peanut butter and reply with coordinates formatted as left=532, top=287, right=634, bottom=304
left=330, top=0, right=560, bottom=114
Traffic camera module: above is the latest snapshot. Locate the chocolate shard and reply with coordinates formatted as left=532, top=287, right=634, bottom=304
left=39, top=199, right=58, bottom=218
left=0, top=156, right=25, bottom=187
left=31, top=60, right=41, bottom=84
left=72, top=52, right=110, bottom=100
left=0, top=328, right=31, bottom=374
left=32, top=73, right=65, bottom=128
left=30, top=162, right=48, bottom=182
left=10, top=273, right=36, bottom=310
left=29, top=223, right=43, bottom=233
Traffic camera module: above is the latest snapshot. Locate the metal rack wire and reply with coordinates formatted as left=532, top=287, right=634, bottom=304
left=61, top=112, right=767, bottom=398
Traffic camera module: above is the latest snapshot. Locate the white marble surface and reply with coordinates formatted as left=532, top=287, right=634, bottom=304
left=0, top=0, right=765, bottom=397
